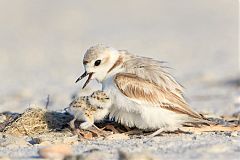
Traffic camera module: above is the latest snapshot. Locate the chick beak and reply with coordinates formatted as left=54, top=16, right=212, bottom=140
left=75, top=71, right=93, bottom=89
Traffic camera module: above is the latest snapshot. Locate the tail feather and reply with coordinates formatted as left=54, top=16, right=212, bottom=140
left=183, top=114, right=217, bottom=127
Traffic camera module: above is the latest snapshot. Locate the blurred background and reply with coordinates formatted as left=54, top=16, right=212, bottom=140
left=0, top=0, right=238, bottom=115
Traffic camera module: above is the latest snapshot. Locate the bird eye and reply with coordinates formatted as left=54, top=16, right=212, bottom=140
left=94, top=60, right=101, bottom=66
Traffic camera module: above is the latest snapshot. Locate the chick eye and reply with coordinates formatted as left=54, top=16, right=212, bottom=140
left=94, top=60, right=101, bottom=66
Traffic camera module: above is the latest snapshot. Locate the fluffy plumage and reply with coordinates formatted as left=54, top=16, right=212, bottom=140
left=77, top=44, right=205, bottom=130
left=66, top=90, right=111, bottom=129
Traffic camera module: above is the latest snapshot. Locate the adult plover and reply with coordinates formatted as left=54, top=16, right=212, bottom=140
left=75, top=44, right=205, bottom=135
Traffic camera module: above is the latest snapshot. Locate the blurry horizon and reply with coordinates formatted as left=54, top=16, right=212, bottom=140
left=0, top=0, right=238, bottom=113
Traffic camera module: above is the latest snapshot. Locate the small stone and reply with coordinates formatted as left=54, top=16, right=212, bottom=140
left=224, top=132, right=232, bottom=137
left=38, top=144, right=73, bottom=159
left=82, top=132, right=93, bottom=139
left=192, top=136, right=197, bottom=140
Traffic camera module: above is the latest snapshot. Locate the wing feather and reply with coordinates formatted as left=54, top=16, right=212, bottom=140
left=114, top=73, right=202, bottom=119
left=120, top=51, right=185, bottom=100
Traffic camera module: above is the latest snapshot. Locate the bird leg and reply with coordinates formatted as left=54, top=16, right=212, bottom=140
left=91, top=124, right=109, bottom=137
left=147, top=128, right=165, bottom=138
left=144, top=127, right=178, bottom=143
left=80, top=122, right=108, bottom=137
left=69, top=118, right=76, bottom=129
left=92, top=123, right=103, bottom=132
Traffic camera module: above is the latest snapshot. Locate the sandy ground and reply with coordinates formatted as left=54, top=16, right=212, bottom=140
left=0, top=133, right=240, bottom=160
left=0, top=0, right=239, bottom=159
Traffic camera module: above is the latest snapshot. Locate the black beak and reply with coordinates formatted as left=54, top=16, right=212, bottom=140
left=75, top=71, right=88, bottom=83
left=75, top=71, right=93, bottom=89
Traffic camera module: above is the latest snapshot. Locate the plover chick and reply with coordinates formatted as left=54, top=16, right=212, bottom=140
left=66, top=91, right=111, bottom=130
left=87, top=90, right=112, bottom=121
left=66, top=96, right=94, bottom=130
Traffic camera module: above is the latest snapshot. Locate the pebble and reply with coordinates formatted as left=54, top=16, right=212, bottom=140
left=38, top=144, right=73, bottom=159
left=223, top=131, right=239, bottom=137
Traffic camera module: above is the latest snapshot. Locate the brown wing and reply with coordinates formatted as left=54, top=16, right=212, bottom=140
left=121, top=52, right=185, bottom=99
left=114, top=73, right=202, bottom=119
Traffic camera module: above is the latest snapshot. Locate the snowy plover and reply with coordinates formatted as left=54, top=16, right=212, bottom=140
left=66, top=90, right=111, bottom=130
left=75, top=44, right=206, bottom=135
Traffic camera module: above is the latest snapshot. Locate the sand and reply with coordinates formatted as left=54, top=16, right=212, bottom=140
left=0, top=0, right=239, bottom=159
left=0, top=132, right=240, bottom=160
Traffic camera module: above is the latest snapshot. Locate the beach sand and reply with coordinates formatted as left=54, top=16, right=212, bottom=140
left=0, top=0, right=239, bottom=159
